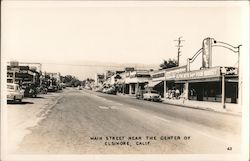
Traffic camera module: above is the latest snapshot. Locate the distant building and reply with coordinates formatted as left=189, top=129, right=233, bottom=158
left=7, top=63, right=40, bottom=86
left=114, top=68, right=151, bottom=95
left=94, top=73, right=105, bottom=87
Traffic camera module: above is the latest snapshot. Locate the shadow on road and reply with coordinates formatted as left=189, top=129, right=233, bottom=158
left=7, top=101, right=34, bottom=105
left=31, top=96, right=45, bottom=99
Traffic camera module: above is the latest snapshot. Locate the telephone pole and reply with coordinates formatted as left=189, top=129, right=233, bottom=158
left=174, top=36, right=185, bottom=66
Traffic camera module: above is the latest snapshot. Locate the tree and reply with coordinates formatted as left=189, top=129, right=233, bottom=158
left=159, top=58, right=178, bottom=70
left=63, top=75, right=74, bottom=83
left=62, top=75, right=81, bottom=87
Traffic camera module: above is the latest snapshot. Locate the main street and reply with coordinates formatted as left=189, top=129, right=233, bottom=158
left=7, top=88, right=241, bottom=154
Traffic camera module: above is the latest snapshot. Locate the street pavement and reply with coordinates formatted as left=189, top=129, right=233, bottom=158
left=7, top=88, right=241, bottom=154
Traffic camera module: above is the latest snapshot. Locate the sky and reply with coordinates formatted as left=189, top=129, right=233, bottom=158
left=2, top=1, right=247, bottom=80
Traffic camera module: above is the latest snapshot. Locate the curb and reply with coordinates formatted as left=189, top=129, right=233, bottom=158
left=161, top=100, right=242, bottom=117
left=115, top=93, right=241, bottom=116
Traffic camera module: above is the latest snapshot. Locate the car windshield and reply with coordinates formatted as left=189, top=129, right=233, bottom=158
left=7, top=85, right=14, bottom=90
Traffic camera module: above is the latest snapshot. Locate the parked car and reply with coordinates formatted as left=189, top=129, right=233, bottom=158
left=95, top=87, right=103, bottom=92
left=22, top=82, right=38, bottom=98
left=104, top=87, right=116, bottom=95
left=39, top=85, right=48, bottom=94
left=58, top=84, right=62, bottom=90
left=60, top=83, right=66, bottom=89
left=48, top=85, right=58, bottom=92
left=143, top=90, right=162, bottom=102
left=7, top=83, right=24, bottom=102
left=78, top=86, right=82, bottom=90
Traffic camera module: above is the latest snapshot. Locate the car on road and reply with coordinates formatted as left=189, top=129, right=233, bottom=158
left=143, top=90, right=162, bottom=102
left=60, top=83, right=66, bottom=89
left=7, top=83, right=24, bottom=102
left=48, top=85, right=58, bottom=92
left=22, top=82, right=38, bottom=97
left=38, top=85, right=48, bottom=94
left=102, top=87, right=116, bottom=95
left=78, top=86, right=83, bottom=90
left=94, top=87, right=103, bottom=92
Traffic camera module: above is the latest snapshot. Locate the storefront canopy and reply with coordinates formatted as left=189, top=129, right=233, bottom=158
left=145, top=81, right=162, bottom=88
left=175, top=77, right=220, bottom=83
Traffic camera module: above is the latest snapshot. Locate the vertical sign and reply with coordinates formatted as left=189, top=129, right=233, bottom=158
left=202, top=37, right=212, bottom=68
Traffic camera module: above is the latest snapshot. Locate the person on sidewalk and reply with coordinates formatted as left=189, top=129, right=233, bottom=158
left=175, top=88, right=180, bottom=99
left=172, top=89, right=176, bottom=99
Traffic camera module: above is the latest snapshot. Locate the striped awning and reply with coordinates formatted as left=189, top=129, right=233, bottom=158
left=145, top=81, right=162, bottom=88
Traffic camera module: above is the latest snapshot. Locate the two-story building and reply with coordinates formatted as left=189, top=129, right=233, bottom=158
left=7, top=63, right=40, bottom=86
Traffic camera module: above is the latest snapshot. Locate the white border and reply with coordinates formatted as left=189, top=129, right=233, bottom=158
left=1, top=1, right=249, bottom=161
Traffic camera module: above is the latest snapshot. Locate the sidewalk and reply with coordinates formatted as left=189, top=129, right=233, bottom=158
left=162, top=98, right=241, bottom=116
left=116, top=93, right=241, bottom=116
left=7, top=91, right=63, bottom=153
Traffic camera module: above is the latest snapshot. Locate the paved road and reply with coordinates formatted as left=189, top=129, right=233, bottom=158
left=10, top=88, right=241, bottom=154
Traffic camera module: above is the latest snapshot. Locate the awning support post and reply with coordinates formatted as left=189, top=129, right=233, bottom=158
left=164, top=80, right=166, bottom=99
left=222, top=74, right=226, bottom=109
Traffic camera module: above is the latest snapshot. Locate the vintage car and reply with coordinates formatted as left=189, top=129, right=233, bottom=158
left=102, top=87, right=116, bottom=95
left=38, top=85, right=48, bottom=94
left=48, top=85, right=58, bottom=92
left=22, top=82, right=38, bottom=97
left=143, top=90, right=162, bottom=102
left=78, top=85, right=83, bottom=90
left=7, top=83, right=24, bottom=102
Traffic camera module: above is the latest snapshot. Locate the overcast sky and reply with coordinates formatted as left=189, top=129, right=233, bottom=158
left=2, top=1, right=247, bottom=79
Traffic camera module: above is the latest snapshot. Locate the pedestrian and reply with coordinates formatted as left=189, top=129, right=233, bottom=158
left=167, top=90, right=172, bottom=99
left=175, top=88, right=180, bottom=99
left=172, top=89, right=176, bottom=99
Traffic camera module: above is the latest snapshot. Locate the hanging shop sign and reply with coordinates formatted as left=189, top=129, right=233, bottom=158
left=175, top=67, right=221, bottom=80
left=165, top=67, right=186, bottom=80
left=152, top=72, right=165, bottom=79
left=152, top=66, right=186, bottom=81
left=202, top=37, right=213, bottom=68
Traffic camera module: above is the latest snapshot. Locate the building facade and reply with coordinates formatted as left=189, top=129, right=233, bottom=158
left=7, top=65, right=40, bottom=86
left=150, top=66, right=238, bottom=104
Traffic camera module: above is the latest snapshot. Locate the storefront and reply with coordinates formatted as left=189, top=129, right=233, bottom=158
left=150, top=66, right=187, bottom=98
left=175, top=66, right=238, bottom=103
left=119, top=70, right=151, bottom=95
left=7, top=65, right=40, bottom=86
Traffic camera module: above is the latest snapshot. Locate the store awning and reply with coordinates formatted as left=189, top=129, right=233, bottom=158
left=175, top=77, right=220, bottom=83
left=145, top=81, right=162, bottom=88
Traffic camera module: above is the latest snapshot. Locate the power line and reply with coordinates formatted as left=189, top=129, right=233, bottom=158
left=42, top=62, right=157, bottom=69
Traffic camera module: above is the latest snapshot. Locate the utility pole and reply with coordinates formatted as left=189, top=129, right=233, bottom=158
left=174, top=36, right=185, bottom=66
